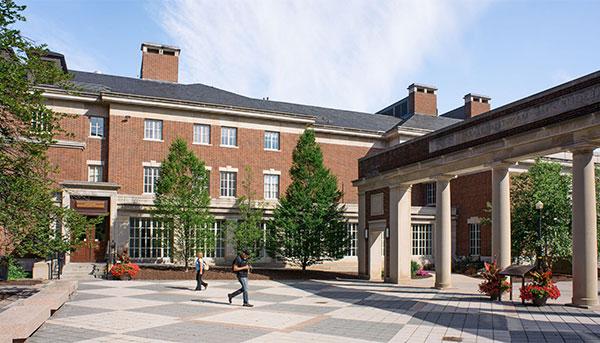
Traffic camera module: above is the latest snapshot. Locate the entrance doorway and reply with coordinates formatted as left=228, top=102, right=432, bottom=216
left=69, top=197, right=110, bottom=263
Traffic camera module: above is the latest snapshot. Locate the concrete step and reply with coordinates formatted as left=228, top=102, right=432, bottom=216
left=61, top=263, right=105, bottom=280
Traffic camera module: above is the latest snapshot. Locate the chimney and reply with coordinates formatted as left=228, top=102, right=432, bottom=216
left=140, top=43, right=180, bottom=83
left=408, top=83, right=437, bottom=116
left=463, top=93, right=491, bottom=118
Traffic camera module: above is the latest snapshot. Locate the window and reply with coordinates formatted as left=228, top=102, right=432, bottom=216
left=425, top=183, right=436, bottom=206
left=88, top=165, right=103, bottom=182
left=346, top=223, right=358, bottom=257
left=220, top=127, right=237, bottom=147
left=264, top=131, right=280, bottom=150
left=89, top=117, right=104, bottom=138
left=144, top=119, right=163, bottom=140
left=469, top=223, right=481, bottom=256
left=129, top=218, right=170, bottom=259
left=263, top=174, right=280, bottom=200
left=412, top=223, right=433, bottom=256
left=31, top=112, right=49, bottom=133
left=143, top=166, right=160, bottom=194
left=203, top=221, right=225, bottom=258
left=220, top=171, right=237, bottom=197
left=193, top=124, right=210, bottom=145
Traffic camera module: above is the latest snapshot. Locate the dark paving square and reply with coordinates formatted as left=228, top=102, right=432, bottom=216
left=248, top=291, right=300, bottom=303
left=301, top=317, right=403, bottom=342
left=130, top=302, right=229, bottom=318
left=70, top=291, right=112, bottom=302
left=127, top=320, right=269, bottom=343
left=74, top=282, right=109, bottom=291
left=51, top=304, right=115, bottom=319
left=314, top=290, right=370, bottom=300
left=129, top=292, right=199, bottom=303
left=356, top=299, right=417, bottom=311
left=28, top=323, right=111, bottom=343
left=258, top=302, right=340, bottom=315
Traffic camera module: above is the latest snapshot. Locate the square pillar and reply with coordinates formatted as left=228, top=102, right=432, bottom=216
left=357, top=192, right=367, bottom=277
left=435, top=176, right=453, bottom=289
left=492, top=164, right=511, bottom=269
left=571, top=148, right=598, bottom=307
left=368, top=230, right=383, bottom=281
left=388, top=184, right=412, bottom=284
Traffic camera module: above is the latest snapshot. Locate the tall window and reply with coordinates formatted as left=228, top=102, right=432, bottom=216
left=203, top=221, right=225, bottom=258
left=221, top=127, right=237, bottom=147
left=143, top=166, right=160, bottom=194
left=144, top=119, right=163, bottom=140
left=31, top=112, right=49, bottom=133
left=89, top=117, right=104, bottom=138
left=469, top=223, right=481, bottom=256
left=263, top=174, right=280, bottom=200
left=425, top=183, right=436, bottom=206
left=193, top=124, right=210, bottom=145
left=88, top=165, right=103, bottom=182
left=264, top=131, right=280, bottom=150
left=346, top=223, right=358, bottom=257
left=412, top=223, right=433, bottom=256
left=220, top=171, right=237, bottom=197
left=129, top=218, right=170, bottom=259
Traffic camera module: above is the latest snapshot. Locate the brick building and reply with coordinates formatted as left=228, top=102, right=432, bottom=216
left=40, top=43, right=577, bottom=270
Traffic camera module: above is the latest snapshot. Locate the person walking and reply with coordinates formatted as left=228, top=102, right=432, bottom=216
left=195, top=251, right=208, bottom=291
left=227, top=249, right=253, bottom=307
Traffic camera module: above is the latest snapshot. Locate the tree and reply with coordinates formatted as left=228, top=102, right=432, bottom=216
left=227, top=166, right=265, bottom=260
left=0, top=0, right=91, bottom=259
left=267, top=129, right=348, bottom=270
left=154, top=138, right=213, bottom=270
left=510, top=159, right=572, bottom=267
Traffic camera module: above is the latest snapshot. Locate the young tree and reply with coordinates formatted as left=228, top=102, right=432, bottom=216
left=510, top=159, right=572, bottom=268
left=0, top=0, right=91, bottom=260
left=154, top=138, right=213, bottom=270
left=227, top=166, right=265, bottom=260
left=267, top=129, right=348, bottom=270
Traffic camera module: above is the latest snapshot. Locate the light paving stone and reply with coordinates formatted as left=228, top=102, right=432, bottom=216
left=47, top=310, right=180, bottom=334
left=77, top=286, right=157, bottom=297
left=195, top=309, right=313, bottom=329
left=300, top=317, right=404, bottom=342
left=68, top=295, right=168, bottom=310
left=126, top=320, right=269, bottom=343
left=246, top=330, right=377, bottom=343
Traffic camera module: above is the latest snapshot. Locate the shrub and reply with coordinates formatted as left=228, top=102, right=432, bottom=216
left=110, top=263, right=140, bottom=279
left=411, top=261, right=420, bottom=277
left=520, top=270, right=560, bottom=301
left=8, top=259, right=28, bottom=280
left=478, top=261, right=510, bottom=298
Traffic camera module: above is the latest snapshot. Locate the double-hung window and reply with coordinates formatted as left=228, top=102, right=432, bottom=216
left=346, top=223, right=358, bottom=257
left=264, top=131, right=280, bottom=150
left=143, top=166, right=160, bottom=194
left=469, top=222, right=481, bottom=256
left=144, top=119, right=163, bottom=140
left=425, top=183, right=436, bottom=206
left=412, top=223, right=433, bottom=256
left=220, top=171, right=237, bottom=197
left=263, top=174, right=280, bottom=200
left=89, top=116, right=104, bottom=138
left=221, top=127, right=237, bottom=147
left=193, top=124, right=210, bottom=145
left=88, top=164, right=103, bottom=182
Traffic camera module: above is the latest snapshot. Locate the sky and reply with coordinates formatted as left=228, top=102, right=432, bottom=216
left=17, top=0, right=600, bottom=115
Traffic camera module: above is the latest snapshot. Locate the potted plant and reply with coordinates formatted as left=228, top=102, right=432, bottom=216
left=478, top=261, right=510, bottom=300
left=520, top=270, right=560, bottom=306
left=109, top=262, right=140, bottom=280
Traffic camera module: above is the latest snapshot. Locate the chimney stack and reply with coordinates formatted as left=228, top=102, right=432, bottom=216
left=463, top=93, right=491, bottom=118
left=408, top=83, right=437, bottom=116
left=140, top=43, right=180, bottom=83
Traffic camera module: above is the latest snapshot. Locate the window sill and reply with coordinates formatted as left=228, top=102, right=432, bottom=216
left=144, top=138, right=164, bottom=142
left=192, top=142, right=212, bottom=146
left=264, top=148, right=280, bottom=152
left=219, top=196, right=236, bottom=199
left=220, top=145, right=239, bottom=149
left=88, top=136, right=105, bottom=140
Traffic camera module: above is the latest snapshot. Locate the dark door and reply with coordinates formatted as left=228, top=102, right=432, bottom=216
left=70, top=216, right=108, bottom=262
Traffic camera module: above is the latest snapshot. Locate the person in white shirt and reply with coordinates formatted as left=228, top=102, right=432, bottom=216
left=195, top=251, right=208, bottom=291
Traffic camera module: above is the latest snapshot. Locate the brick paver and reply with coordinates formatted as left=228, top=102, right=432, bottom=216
left=28, top=275, right=600, bottom=342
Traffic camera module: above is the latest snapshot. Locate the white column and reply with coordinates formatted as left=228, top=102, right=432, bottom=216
left=571, top=148, right=598, bottom=307
left=435, top=176, right=453, bottom=289
left=389, top=184, right=412, bottom=284
left=357, top=191, right=367, bottom=277
left=492, top=164, right=511, bottom=269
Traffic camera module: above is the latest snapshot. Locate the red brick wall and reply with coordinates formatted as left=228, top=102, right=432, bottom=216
left=321, top=143, right=371, bottom=204
left=141, top=52, right=178, bottom=83
left=465, top=101, right=491, bottom=118
left=409, top=91, right=437, bottom=116
left=450, top=171, right=492, bottom=256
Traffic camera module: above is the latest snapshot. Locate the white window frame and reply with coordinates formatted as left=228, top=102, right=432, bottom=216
left=220, top=126, right=237, bottom=147
left=144, top=119, right=163, bottom=141
left=412, top=223, right=433, bottom=256
left=143, top=165, right=161, bottom=194
left=263, top=173, right=280, bottom=200
left=346, top=222, right=358, bottom=257
left=468, top=218, right=481, bottom=257
left=219, top=170, right=237, bottom=197
left=129, top=218, right=170, bottom=259
left=87, top=164, right=103, bottom=182
left=193, top=124, right=211, bottom=145
left=264, top=131, right=280, bottom=151
left=89, top=116, right=105, bottom=138
left=425, top=183, right=436, bottom=206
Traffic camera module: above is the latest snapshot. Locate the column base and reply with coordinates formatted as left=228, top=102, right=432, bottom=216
left=434, top=281, right=452, bottom=289
left=569, top=297, right=599, bottom=309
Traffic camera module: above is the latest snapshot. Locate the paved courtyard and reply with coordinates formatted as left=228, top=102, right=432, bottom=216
left=28, top=275, right=600, bottom=342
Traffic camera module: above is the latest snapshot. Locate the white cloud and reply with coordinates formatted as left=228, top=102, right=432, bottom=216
left=154, top=0, right=487, bottom=112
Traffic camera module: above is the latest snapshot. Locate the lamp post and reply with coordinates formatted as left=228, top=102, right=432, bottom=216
left=535, top=201, right=544, bottom=270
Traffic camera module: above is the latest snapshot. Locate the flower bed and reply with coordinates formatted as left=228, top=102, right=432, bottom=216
left=110, top=263, right=140, bottom=280
left=478, top=261, right=510, bottom=300
left=520, top=270, right=560, bottom=306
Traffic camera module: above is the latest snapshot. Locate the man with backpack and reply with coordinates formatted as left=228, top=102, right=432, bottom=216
left=195, top=251, right=208, bottom=291
left=227, top=249, right=253, bottom=307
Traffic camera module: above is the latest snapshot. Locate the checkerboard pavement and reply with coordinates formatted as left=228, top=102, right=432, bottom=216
left=27, top=275, right=600, bottom=342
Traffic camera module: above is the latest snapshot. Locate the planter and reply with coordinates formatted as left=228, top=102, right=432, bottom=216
left=490, top=294, right=500, bottom=301
left=119, top=274, right=132, bottom=281
left=533, top=296, right=548, bottom=306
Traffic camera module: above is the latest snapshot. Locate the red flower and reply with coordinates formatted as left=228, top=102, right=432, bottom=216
left=478, top=261, right=510, bottom=297
left=520, top=269, right=561, bottom=301
left=110, top=263, right=140, bottom=278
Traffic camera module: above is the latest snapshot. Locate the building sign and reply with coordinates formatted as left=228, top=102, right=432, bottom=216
left=71, top=198, right=109, bottom=215
left=75, top=200, right=106, bottom=209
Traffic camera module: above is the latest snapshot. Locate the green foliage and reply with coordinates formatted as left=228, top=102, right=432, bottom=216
left=511, top=160, right=572, bottom=266
left=154, top=138, right=213, bottom=269
left=228, top=166, right=265, bottom=260
left=8, top=258, right=28, bottom=280
left=411, top=260, right=420, bottom=277
left=0, top=0, right=93, bottom=258
left=267, top=129, right=348, bottom=270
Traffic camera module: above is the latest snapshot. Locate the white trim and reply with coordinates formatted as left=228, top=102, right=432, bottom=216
left=219, top=144, right=238, bottom=149
left=467, top=217, right=481, bottom=224
left=143, top=138, right=164, bottom=142
left=88, top=136, right=104, bottom=140
left=218, top=166, right=238, bottom=172
left=262, top=169, right=281, bottom=175
left=316, top=137, right=375, bottom=148
left=87, top=160, right=104, bottom=166
left=205, top=166, right=212, bottom=171
left=142, top=161, right=162, bottom=167
left=313, top=127, right=382, bottom=139
left=42, top=91, right=98, bottom=103
left=50, top=140, right=85, bottom=149
left=264, top=148, right=280, bottom=152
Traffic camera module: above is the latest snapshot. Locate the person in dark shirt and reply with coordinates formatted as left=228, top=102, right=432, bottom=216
left=227, top=249, right=253, bottom=307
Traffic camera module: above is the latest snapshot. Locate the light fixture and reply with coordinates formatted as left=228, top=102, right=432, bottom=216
left=364, top=228, right=368, bottom=240
left=535, top=201, right=544, bottom=210
left=385, top=227, right=390, bottom=239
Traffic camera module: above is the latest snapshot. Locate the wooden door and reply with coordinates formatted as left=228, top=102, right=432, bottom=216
left=70, top=217, right=108, bottom=262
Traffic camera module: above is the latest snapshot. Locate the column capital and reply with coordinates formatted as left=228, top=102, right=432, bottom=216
left=487, top=160, right=514, bottom=170
left=389, top=183, right=412, bottom=191
left=434, top=174, right=456, bottom=182
left=570, top=144, right=597, bottom=155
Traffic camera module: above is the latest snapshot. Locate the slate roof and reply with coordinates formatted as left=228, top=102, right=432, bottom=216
left=67, top=70, right=459, bottom=133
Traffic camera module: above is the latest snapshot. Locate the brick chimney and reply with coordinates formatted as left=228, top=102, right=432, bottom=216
left=463, top=93, right=491, bottom=118
left=140, top=43, right=180, bottom=83
left=408, top=83, right=437, bottom=116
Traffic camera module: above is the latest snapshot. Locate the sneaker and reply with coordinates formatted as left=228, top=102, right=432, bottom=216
left=227, top=294, right=232, bottom=304
left=204, top=284, right=208, bottom=290
left=243, top=303, right=254, bottom=307
left=195, top=288, right=201, bottom=291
